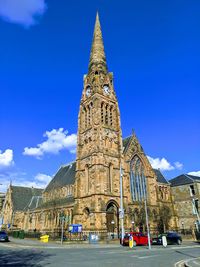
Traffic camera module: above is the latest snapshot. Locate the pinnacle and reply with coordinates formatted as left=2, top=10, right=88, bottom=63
left=88, top=12, right=107, bottom=72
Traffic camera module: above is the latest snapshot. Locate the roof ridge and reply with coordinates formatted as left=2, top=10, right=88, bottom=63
left=61, top=161, right=76, bottom=168
left=187, top=174, right=200, bottom=179
left=184, top=174, right=195, bottom=182
left=11, top=185, right=43, bottom=190
left=123, top=135, right=132, bottom=140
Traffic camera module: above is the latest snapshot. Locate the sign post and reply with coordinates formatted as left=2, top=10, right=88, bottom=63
left=60, top=215, right=71, bottom=245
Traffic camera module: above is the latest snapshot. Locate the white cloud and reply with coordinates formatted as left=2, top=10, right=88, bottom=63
left=0, top=171, right=51, bottom=192
left=0, top=149, right=14, bottom=168
left=35, top=173, right=51, bottom=183
left=188, top=171, right=200, bottom=177
left=23, top=128, right=77, bottom=159
left=174, top=162, right=183, bottom=170
left=147, top=156, right=183, bottom=171
left=147, top=156, right=174, bottom=171
left=0, top=0, right=47, bottom=27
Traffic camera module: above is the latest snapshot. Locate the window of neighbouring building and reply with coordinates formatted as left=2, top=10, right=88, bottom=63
left=190, top=185, right=195, bottom=196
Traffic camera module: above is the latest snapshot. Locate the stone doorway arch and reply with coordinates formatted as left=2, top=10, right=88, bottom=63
left=106, top=201, right=119, bottom=238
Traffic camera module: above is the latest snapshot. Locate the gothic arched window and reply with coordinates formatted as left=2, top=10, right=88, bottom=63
left=130, top=156, right=147, bottom=202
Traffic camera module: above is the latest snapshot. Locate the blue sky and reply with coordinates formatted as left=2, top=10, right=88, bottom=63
left=0, top=0, right=199, bottom=191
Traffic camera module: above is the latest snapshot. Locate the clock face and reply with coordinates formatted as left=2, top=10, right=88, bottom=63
left=86, top=86, right=91, bottom=97
left=103, top=85, right=110, bottom=95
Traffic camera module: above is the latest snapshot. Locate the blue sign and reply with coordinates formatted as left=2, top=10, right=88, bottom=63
left=68, top=224, right=82, bottom=233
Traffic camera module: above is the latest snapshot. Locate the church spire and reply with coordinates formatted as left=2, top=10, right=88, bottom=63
left=88, top=12, right=107, bottom=73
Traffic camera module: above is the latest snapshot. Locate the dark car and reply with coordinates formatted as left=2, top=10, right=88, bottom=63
left=152, top=232, right=182, bottom=245
left=0, top=231, right=9, bottom=242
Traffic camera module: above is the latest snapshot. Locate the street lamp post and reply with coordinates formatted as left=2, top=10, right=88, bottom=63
left=111, top=220, right=115, bottom=239
left=181, top=221, right=185, bottom=235
left=119, top=164, right=125, bottom=243
left=144, top=199, right=151, bottom=250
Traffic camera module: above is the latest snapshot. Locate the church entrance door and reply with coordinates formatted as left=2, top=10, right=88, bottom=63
left=106, top=201, right=119, bottom=238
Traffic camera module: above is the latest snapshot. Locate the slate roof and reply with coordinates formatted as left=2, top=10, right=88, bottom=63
left=169, top=174, right=200, bottom=187
left=123, top=136, right=132, bottom=150
left=153, top=169, right=169, bottom=184
left=25, top=196, right=43, bottom=210
left=38, top=196, right=74, bottom=209
left=44, top=162, right=76, bottom=193
left=11, top=186, right=43, bottom=211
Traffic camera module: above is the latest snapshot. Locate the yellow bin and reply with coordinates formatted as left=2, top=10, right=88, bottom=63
left=40, top=235, right=49, bottom=243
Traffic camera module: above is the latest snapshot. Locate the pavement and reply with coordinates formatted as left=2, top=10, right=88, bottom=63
left=7, top=236, right=122, bottom=248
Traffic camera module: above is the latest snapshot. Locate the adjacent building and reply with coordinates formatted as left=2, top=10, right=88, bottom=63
left=169, top=174, right=200, bottom=232
left=3, top=185, right=43, bottom=230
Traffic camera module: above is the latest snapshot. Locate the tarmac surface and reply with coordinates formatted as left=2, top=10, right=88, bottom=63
left=0, top=237, right=199, bottom=267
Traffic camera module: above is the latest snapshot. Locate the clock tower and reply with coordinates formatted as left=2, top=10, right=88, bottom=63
left=73, top=13, right=123, bottom=232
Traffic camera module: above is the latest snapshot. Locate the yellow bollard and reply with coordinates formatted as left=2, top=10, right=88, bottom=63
left=40, top=235, right=49, bottom=243
left=129, top=235, right=133, bottom=248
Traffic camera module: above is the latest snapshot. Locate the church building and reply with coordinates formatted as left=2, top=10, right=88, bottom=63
left=2, top=13, right=178, bottom=237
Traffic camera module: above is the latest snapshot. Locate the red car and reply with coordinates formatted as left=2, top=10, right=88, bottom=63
left=122, top=232, right=152, bottom=246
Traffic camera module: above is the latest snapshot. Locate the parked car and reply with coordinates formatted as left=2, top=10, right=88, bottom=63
left=122, top=232, right=152, bottom=246
left=152, top=232, right=182, bottom=245
left=0, top=231, right=9, bottom=242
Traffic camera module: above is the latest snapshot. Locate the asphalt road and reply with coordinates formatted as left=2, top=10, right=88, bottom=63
left=0, top=240, right=200, bottom=267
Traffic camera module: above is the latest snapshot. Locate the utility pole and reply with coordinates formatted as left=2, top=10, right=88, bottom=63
left=61, top=216, right=64, bottom=245
left=144, top=199, right=151, bottom=250
left=119, top=164, right=125, bottom=243
left=142, top=174, right=151, bottom=250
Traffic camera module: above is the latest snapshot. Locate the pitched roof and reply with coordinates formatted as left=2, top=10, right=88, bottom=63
left=44, top=162, right=76, bottom=193
left=11, top=186, right=43, bottom=211
left=123, top=136, right=132, bottom=151
left=187, top=174, right=200, bottom=181
left=153, top=169, right=169, bottom=184
left=25, top=196, right=43, bottom=210
left=169, top=174, right=200, bottom=187
left=38, top=196, right=74, bottom=209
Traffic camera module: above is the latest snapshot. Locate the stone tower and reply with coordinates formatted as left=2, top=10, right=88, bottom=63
left=73, top=13, right=123, bottom=232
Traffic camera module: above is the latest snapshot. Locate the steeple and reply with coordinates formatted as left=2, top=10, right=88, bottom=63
left=88, top=12, right=107, bottom=73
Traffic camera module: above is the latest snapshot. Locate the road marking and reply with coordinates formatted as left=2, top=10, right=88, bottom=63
left=184, top=257, right=200, bottom=267
left=174, top=259, right=185, bottom=267
left=171, top=245, right=200, bottom=250
left=138, top=254, right=159, bottom=259
left=193, top=260, right=200, bottom=266
left=1, top=243, right=200, bottom=252
left=174, top=257, right=200, bottom=267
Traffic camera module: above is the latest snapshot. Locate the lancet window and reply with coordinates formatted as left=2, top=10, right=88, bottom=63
left=130, top=156, right=147, bottom=202
left=83, top=102, right=93, bottom=129
left=108, top=164, right=113, bottom=192
left=101, top=102, right=114, bottom=127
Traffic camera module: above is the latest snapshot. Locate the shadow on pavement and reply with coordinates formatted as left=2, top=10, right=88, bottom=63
left=0, top=249, right=52, bottom=266
left=175, top=250, right=197, bottom=259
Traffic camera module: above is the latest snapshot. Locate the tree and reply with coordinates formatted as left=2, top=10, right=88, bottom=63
left=158, top=205, right=172, bottom=233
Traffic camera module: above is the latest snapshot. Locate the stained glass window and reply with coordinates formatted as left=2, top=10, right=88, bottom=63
left=130, top=156, right=147, bottom=202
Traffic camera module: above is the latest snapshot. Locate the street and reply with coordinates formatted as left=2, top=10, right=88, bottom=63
left=0, top=239, right=199, bottom=267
